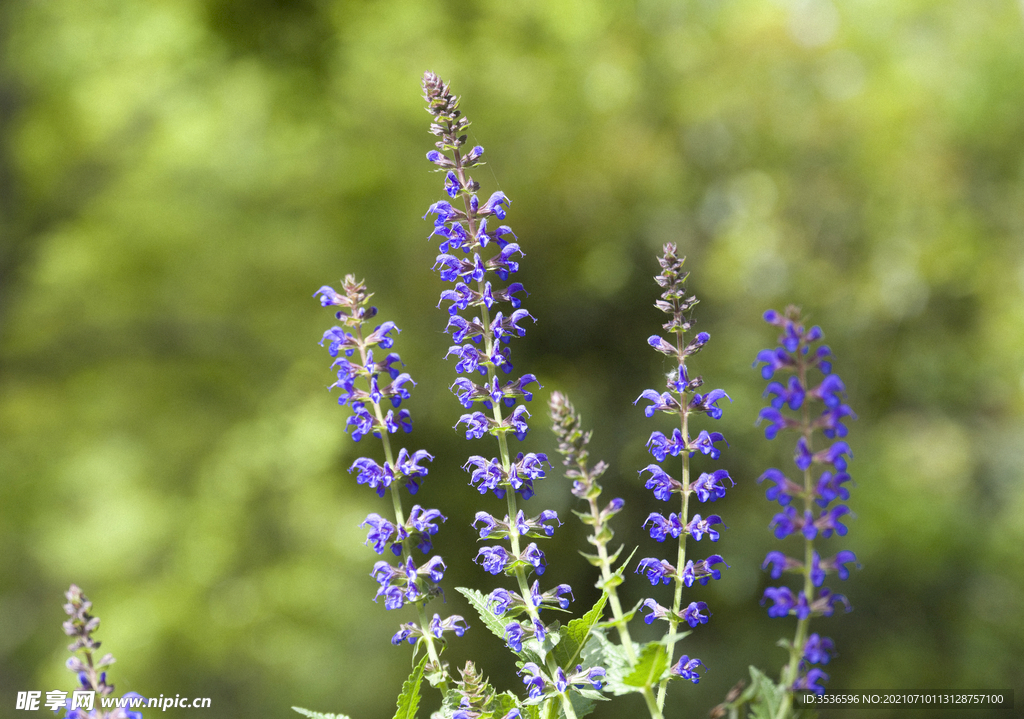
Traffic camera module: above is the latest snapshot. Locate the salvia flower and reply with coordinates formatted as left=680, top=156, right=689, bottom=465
left=632, top=244, right=731, bottom=712
left=423, top=72, right=591, bottom=719
left=753, top=306, right=859, bottom=706
left=317, top=275, right=462, bottom=686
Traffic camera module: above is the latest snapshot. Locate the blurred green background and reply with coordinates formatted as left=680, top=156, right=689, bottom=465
left=1, top=0, right=1022, bottom=717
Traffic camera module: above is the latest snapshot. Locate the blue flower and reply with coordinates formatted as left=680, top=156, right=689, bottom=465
left=793, top=668, right=830, bottom=695
left=644, top=512, right=683, bottom=542
left=475, top=546, right=511, bottom=575
left=681, top=601, right=711, bottom=628
left=640, top=464, right=681, bottom=500
left=671, top=656, right=705, bottom=684
left=519, top=661, right=545, bottom=697
left=636, top=557, right=676, bottom=585
left=360, top=513, right=400, bottom=555
left=692, top=469, right=733, bottom=502
left=686, top=513, right=723, bottom=542
left=521, top=543, right=546, bottom=575
left=803, top=634, right=836, bottom=665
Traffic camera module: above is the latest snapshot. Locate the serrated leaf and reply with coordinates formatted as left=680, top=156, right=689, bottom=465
left=620, top=642, right=668, bottom=689
left=291, top=708, right=352, bottom=719
left=456, top=587, right=543, bottom=665
left=392, top=655, right=429, bottom=719
left=456, top=587, right=509, bottom=643
left=552, top=590, right=608, bottom=671
left=487, top=691, right=520, bottom=718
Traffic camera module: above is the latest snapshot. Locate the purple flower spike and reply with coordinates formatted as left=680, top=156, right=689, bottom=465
left=755, top=307, right=856, bottom=696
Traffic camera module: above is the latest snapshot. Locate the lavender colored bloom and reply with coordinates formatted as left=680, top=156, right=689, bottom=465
left=757, top=406, right=794, bottom=440
left=680, top=555, right=729, bottom=587
left=681, top=601, right=711, bottom=628
left=671, top=656, right=705, bottom=684
left=689, top=429, right=727, bottom=459
left=532, top=617, right=547, bottom=643
left=639, top=464, right=681, bottom=500
left=692, top=468, right=733, bottom=502
left=349, top=457, right=393, bottom=496
left=803, top=633, right=836, bottom=665
left=391, top=623, right=419, bottom=645
left=824, top=550, right=860, bottom=580
left=521, top=543, right=546, bottom=575
left=429, top=613, right=469, bottom=639
left=476, top=546, right=511, bottom=575
left=456, top=411, right=491, bottom=439
left=646, top=428, right=687, bottom=461
left=472, top=511, right=503, bottom=539
left=635, top=389, right=680, bottom=417
left=758, top=467, right=800, bottom=506
left=815, top=470, right=852, bottom=506
left=765, top=376, right=805, bottom=411
left=636, top=557, right=676, bottom=586
left=644, top=512, right=683, bottom=542
left=641, top=598, right=670, bottom=625
left=686, top=513, right=723, bottom=542
left=488, top=588, right=516, bottom=616
left=762, top=550, right=800, bottom=580
left=360, top=513, right=400, bottom=555
left=519, top=661, right=545, bottom=697
left=689, top=388, right=731, bottom=419
left=505, top=621, right=525, bottom=653
left=793, top=668, right=830, bottom=695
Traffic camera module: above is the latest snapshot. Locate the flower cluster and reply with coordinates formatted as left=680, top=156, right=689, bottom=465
left=60, top=585, right=143, bottom=719
left=423, top=72, right=595, bottom=717
left=316, top=276, right=464, bottom=679
left=754, top=307, right=858, bottom=699
left=633, top=245, right=733, bottom=700
left=423, top=70, right=549, bottom=640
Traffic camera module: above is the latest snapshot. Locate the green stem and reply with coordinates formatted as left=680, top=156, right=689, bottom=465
left=657, top=355, right=691, bottom=712
left=643, top=686, right=666, bottom=719
left=774, top=350, right=815, bottom=719
left=358, top=332, right=449, bottom=693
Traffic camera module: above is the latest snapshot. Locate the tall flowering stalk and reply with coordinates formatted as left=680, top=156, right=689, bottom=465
left=633, top=245, right=732, bottom=711
left=315, top=276, right=465, bottom=689
left=60, top=585, right=143, bottom=719
left=754, top=307, right=858, bottom=716
left=422, top=72, right=603, bottom=719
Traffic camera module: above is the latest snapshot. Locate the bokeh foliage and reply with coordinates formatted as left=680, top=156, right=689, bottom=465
left=1, top=0, right=1022, bottom=717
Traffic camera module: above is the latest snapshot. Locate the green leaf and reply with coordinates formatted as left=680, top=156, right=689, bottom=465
left=552, top=590, right=608, bottom=671
left=291, top=708, right=352, bottom=719
left=488, top=691, right=521, bottom=718
left=456, top=587, right=509, bottom=643
left=456, top=587, right=543, bottom=664
left=620, top=642, right=668, bottom=689
left=392, top=655, right=429, bottom=719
